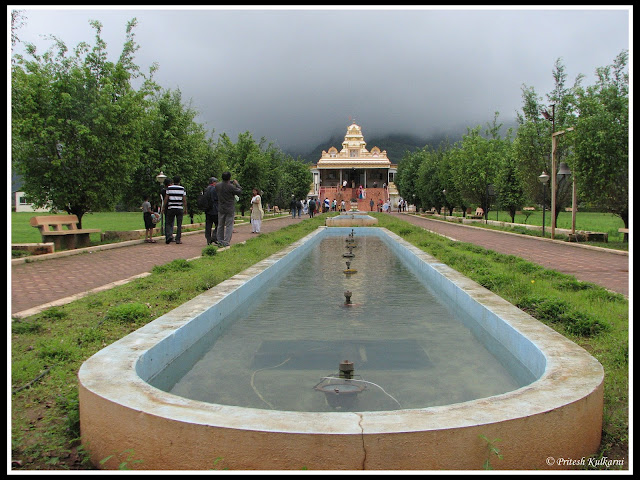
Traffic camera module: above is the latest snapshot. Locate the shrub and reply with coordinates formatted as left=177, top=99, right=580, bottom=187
left=12, top=319, right=43, bottom=335
left=104, top=302, right=149, bottom=324
left=37, top=339, right=76, bottom=361
left=41, top=307, right=68, bottom=320
left=202, top=245, right=218, bottom=257
left=517, top=295, right=609, bottom=337
left=152, top=259, right=192, bottom=273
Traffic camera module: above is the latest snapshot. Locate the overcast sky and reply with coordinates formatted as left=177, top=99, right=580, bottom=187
left=10, top=6, right=630, bottom=153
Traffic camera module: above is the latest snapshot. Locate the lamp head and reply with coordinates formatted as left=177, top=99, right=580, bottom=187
left=557, top=162, right=572, bottom=177
left=538, top=171, right=550, bottom=184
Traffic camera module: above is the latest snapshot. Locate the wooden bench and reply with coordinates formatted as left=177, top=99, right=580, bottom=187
left=30, top=215, right=100, bottom=251
left=619, top=228, right=629, bottom=242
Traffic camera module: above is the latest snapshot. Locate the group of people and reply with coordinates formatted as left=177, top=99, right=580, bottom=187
left=142, top=171, right=265, bottom=248
left=289, top=197, right=326, bottom=218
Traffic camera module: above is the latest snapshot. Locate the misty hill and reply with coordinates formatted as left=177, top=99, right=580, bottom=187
left=288, top=132, right=454, bottom=165
left=286, top=118, right=519, bottom=164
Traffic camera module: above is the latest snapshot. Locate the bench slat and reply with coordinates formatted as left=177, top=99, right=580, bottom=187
left=40, top=229, right=100, bottom=235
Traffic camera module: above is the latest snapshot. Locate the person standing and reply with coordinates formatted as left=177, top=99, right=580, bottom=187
left=216, top=171, right=242, bottom=247
left=369, top=198, right=374, bottom=212
left=250, top=188, right=264, bottom=233
left=204, top=177, right=219, bottom=245
left=142, top=196, right=157, bottom=243
left=290, top=195, right=297, bottom=218
left=296, top=198, right=303, bottom=218
left=308, top=198, right=316, bottom=218
left=163, top=176, right=187, bottom=244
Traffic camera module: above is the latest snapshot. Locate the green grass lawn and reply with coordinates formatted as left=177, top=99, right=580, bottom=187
left=11, top=211, right=207, bottom=245
left=12, top=210, right=627, bottom=246
left=11, top=211, right=277, bottom=248
left=460, top=210, right=626, bottom=240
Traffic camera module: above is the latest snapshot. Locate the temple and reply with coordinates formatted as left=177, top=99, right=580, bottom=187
left=309, top=121, right=399, bottom=211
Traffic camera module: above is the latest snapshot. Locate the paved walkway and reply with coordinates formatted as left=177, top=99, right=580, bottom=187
left=11, top=213, right=629, bottom=317
left=10, top=216, right=302, bottom=317
left=392, top=212, right=629, bottom=297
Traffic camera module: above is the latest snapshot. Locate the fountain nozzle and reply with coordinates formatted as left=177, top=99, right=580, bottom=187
left=339, top=360, right=354, bottom=379
left=344, top=290, right=352, bottom=305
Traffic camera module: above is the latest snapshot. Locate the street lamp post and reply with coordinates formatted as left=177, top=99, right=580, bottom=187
left=538, top=171, right=550, bottom=238
left=551, top=129, right=574, bottom=239
left=542, top=104, right=576, bottom=239
left=485, top=183, right=495, bottom=224
left=442, top=189, right=447, bottom=217
left=155, top=171, right=167, bottom=235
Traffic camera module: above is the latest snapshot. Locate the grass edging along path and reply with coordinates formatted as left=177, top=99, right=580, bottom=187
left=11, top=214, right=628, bottom=470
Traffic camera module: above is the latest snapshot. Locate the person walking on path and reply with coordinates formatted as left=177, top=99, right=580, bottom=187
left=216, top=171, right=242, bottom=247
left=308, top=198, right=316, bottom=218
left=141, top=196, right=157, bottom=243
left=163, top=176, right=187, bottom=244
left=290, top=196, right=297, bottom=218
left=296, top=198, right=303, bottom=218
left=250, top=188, right=264, bottom=233
left=204, top=177, right=219, bottom=245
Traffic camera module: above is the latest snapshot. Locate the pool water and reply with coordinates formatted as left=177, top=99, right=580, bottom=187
left=150, top=235, right=535, bottom=412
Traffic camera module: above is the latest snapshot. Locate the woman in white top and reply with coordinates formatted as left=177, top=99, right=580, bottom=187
left=250, top=188, right=264, bottom=233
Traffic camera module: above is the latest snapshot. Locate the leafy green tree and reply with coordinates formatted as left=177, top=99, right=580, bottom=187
left=127, top=88, right=210, bottom=214
left=436, top=140, right=466, bottom=215
left=449, top=117, right=506, bottom=216
left=513, top=59, right=583, bottom=223
left=414, top=148, right=443, bottom=212
left=496, top=149, right=527, bottom=222
left=12, top=18, right=156, bottom=226
left=260, top=144, right=288, bottom=208
left=279, top=156, right=313, bottom=206
left=573, top=50, right=629, bottom=228
left=223, top=132, right=269, bottom=215
left=395, top=149, right=423, bottom=210
left=512, top=85, right=549, bottom=206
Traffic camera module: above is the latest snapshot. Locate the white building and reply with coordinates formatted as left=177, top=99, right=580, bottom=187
left=13, top=192, right=50, bottom=213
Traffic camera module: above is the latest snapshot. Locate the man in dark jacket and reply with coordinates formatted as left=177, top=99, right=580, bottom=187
left=204, top=177, right=219, bottom=245
left=215, top=171, right=242, bottom=247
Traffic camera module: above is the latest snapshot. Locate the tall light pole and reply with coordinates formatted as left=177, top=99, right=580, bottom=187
left=538, top=171, right=549, bottom=237
left=485, top=183, right=495, bottom=224
left=156, top=171, right=167, bottom=235
left=551, top=129, right=574, bottom=239
left=442, top=189, right=447, bottom=217
left=542, top=104, right=575, bottom=239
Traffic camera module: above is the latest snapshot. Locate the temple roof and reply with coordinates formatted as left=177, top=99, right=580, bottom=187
left=317, top=121, right=390, bottom=168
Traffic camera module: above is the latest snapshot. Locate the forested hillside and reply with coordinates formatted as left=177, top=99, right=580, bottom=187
left=289, top=132, right=455, bottom=164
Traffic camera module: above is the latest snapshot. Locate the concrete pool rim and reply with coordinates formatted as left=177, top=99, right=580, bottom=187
left=78, top=226, right=604, bottom=469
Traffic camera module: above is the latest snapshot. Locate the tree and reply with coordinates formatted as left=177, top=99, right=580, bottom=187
left=12, top=18, right=156, bottom=226
left=395, top=149, right=423, bottom=210
left=413, top=147, right=444, bottom=212
left=279, top=156, right=313, bottom=205
left=126, top=88, right=210, bottom=214
left=513, top=59, right=583, bottom=223
left=572, top=50, right=629, bottom=228
left=496, top=150, right=527, bottom=222
left=449, top=118, right=505, bottom=216
left=223, top=132, right=269, bottom=216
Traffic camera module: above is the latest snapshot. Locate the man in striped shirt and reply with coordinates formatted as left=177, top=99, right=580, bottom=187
left=163, top=176, right=187, bottom=244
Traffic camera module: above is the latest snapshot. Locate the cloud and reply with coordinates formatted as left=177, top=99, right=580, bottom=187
left=12, top=7, right=630, bottom=152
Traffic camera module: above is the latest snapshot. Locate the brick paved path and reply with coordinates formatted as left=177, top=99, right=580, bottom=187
left=11, top=213, right=629, bottom=316
left=11, top=216, right=302, bottom=316
left=392, top=213, right=629, bottom=297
